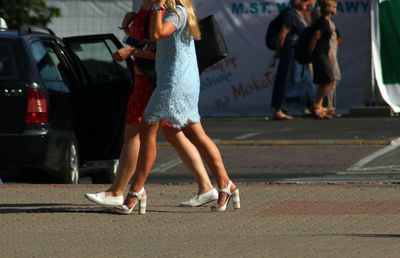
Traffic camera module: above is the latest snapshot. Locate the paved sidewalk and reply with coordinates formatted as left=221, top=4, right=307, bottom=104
left=2, top=183, right=400, bottom=257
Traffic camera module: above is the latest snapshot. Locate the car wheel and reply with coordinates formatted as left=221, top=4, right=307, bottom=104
left=60, top=135, right=80, bottom=184
left=91, top=159, right=119, bottom=184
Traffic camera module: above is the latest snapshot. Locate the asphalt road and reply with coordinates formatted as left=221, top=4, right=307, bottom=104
left=79, top=116, right=400, bottom=184
left=2, top=116, right=400, bottom=184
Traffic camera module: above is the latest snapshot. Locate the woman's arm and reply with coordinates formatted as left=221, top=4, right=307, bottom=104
left=274, top=24, right=291, bottom=58
left=120, top=12, right=137, bottom=35
left=336, top=28, right=341, bottom=46
left=112, top=47, right=155, bottom=62
left=135, top=49, right=156, bottom=60
left=150, top=0, right=177, bottom=40
left=308, top=29, right=321, bottom=57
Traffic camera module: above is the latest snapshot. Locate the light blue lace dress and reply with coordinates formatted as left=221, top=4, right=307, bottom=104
left=143, top=5, right=200, bottom=129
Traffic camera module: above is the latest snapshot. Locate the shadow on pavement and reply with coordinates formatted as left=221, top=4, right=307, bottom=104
left=0, top=203, right=210, bottom=214
left=318, top=234, right=400, bottom=238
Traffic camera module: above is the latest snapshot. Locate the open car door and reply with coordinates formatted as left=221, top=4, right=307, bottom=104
left=63, top=34, right=133, bottom=162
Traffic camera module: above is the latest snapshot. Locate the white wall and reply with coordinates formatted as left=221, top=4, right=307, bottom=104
left=47, top=0, right=134, bottom=40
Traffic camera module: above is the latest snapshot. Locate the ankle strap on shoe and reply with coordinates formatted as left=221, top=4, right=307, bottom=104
left=217, top=181, right=233, bottom=194
left=128, top=187, right=145, bottom=199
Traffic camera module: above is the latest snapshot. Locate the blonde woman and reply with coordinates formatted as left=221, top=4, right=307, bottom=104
left=116, top=0, right=240, bottom=214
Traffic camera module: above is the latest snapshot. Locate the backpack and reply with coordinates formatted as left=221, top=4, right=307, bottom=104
left=265, top=8, right=290, bottom=50
left=294, top=26, right=314, bottom=64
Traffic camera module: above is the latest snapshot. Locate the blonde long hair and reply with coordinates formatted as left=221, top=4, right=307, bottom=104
left=321, top=0, right=338, bottom=16
left=164, top=0, right=201, bottom=40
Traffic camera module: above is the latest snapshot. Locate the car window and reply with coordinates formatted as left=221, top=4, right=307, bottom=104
left=67, top=38, right=131, bottom=83
left=0, top=42, right=22, bottom=82
left=30, top=41, right=71, bottom=92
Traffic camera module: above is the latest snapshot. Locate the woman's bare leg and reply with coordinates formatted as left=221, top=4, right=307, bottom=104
left=161, top=126, right=213, bottom=195
left=315, top=81, right=336, bottom=109
left=121, top=121, right=160, bottom=208
left=104, top=123, right=140, bottom=196
left=182, top=123, right=236, bottom=207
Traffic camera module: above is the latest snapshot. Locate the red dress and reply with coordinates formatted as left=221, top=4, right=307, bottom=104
left=125, top=7, right=156, bottom=125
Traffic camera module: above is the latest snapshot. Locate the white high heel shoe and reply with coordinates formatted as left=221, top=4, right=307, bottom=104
left=180, top=188, right=218, bottom=207
left=85, top=192, right=123, bottom=206
left=116, top=188, right=147, bottom=215
left=211, top=181, right=240, bottom=212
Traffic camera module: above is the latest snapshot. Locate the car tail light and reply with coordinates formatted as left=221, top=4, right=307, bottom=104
left=25, top=88, right=48, bottom=124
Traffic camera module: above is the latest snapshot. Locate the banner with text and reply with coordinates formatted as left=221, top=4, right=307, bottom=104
left=195, top=0, right=370, bottom=116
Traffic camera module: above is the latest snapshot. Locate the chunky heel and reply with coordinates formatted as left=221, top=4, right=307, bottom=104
left=232, top=189, right=240, bottom=209
left=211, top=181, right=240, bottom=212
left=139, top=196, right=147, bottom=215
left=116, top=187, right=146, bottom=215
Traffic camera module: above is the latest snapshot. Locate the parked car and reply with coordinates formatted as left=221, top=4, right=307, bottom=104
left=0, top=25, right=134, bottom=183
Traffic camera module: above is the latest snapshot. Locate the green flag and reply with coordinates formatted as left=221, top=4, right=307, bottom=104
left=380, top=0, right=400, bottom=84
left=372, top=0, right=400, bottom=113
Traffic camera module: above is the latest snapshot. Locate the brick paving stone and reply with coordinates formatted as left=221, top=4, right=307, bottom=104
left=1, top=184, right=400, bottom=257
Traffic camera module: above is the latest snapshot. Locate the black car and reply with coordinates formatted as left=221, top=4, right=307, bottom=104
left=0, top=25, right=134, bottom=184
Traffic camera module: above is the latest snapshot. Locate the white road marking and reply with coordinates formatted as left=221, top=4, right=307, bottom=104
left=151, top=156, right=182, bottom=173
left=347, top=137, right=400, bottom=172
left=235, top=132, right=262, bottom=140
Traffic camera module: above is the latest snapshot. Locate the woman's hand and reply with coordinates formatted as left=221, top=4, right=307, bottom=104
left=150, top=1, right=176, bottom=40
left=112, top=47, right=135, bottom=62
left=120, top=12, right=137, bottom=35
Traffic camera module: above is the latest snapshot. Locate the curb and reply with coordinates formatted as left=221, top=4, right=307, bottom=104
left=157, top=139, right=391, bottom=147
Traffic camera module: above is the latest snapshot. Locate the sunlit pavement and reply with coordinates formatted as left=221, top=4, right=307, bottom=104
left=2, top=116, right=400, bottom=257
left=1, top=183, right=400, bottom=257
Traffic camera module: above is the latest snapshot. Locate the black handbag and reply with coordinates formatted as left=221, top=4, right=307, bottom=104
left=136, top=14, right=228, bottom=83
left=135, top=12, right=157, bottom=86
left=195, top=15, right=229, bottom=73
left=135, top=57, right=157, bottom=85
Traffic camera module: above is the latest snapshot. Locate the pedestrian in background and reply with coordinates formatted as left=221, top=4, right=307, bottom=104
left=308, top=0, right=340, bottom=119
left=311, top=0, right=341, bottom=118
left=270, top=0, right=315, bottom=120
left=116, top=0, right=240, bottom=215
